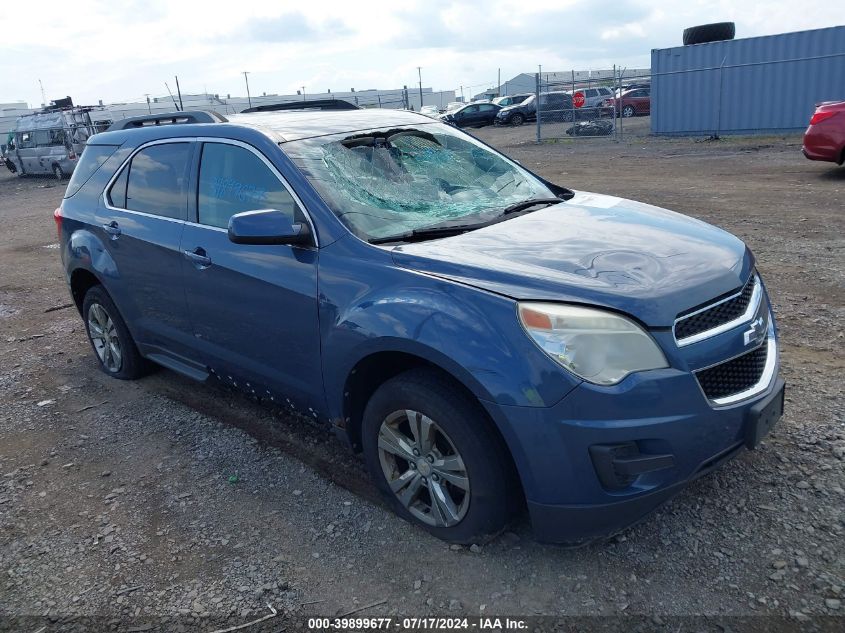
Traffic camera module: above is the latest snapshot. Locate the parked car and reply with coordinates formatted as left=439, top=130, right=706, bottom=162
left=439, top=102, right=501, bottom=127
left=492, top=94, right=531, bottom=108
left=606, top=88, right=651, bottom=118
left=802, top=101, right=845, bottom=165
left=58, top=108, right=784, bottom=545
left=495, top=92, right=578, bottom=126
left=419, top=105, right=440, bottom=118
left=567, top=87, right=615, bottom=108
left=6, top=104, right=113, bottom=179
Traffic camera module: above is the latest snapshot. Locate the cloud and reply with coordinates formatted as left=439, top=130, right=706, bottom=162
left=240, top=12, right=351, bottom=43
left=1, top=0, right=844, bottom=108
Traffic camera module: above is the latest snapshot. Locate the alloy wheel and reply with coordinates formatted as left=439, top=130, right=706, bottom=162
left=53, top=165, right=63, bottom=180
left=377, top=409, right=470, bottom=527
left=87, top=303, right=122, bottom=372
left=623, top=106, right=635, bottom=118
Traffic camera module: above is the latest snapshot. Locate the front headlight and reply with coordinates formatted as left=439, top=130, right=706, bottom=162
left=518, top=303, right=668, bottom=386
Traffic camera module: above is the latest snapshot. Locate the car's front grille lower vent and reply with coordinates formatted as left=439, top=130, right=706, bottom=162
left=675, top=274, right=757, bottom=342
left=696, top=343, right=768, bottom=401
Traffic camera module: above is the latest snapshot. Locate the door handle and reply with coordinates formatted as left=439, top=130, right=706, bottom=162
left=102, top=221, right=121, bottom=238
left=183, top=248, right=212, bottom=268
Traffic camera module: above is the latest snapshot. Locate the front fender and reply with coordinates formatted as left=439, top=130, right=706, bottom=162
left=318, top=236, right=580, bottom=422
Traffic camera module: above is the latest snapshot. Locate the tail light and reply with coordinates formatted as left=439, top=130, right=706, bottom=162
left=810, top=111, right=837, bottom=125
left=53, top=206, right=63, bottom=241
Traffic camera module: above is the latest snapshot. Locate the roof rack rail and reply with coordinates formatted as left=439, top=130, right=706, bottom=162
left=241, top=99, right=360, bottom=113
left=106, top=110, right=227, bottom=131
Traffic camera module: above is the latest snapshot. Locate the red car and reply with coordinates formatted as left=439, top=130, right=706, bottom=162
left=803, top=101, right=845, bottom=165
left=604, top=88, right=651, bottom=118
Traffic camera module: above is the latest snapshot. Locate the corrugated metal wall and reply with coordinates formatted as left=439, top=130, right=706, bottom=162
left=651, top=26, right=845, bottom=136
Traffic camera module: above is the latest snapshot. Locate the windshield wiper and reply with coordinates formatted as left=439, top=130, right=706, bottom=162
left=369, top=197, right=565, bottom=245
left=369, top=223, right=476, bottom=245
left=501, top=197, right=563, bottom=215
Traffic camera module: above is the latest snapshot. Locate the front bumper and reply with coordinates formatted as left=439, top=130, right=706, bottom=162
left=481, top=359, right=784, bottom=544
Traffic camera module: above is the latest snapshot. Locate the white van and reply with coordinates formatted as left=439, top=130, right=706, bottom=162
left=6, top=106, right=113, bottom=179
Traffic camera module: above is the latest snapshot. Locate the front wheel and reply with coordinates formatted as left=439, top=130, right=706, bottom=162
left=362, top=369, right=517, bottom=543
left=510, top=113, right=524, bottom=126
left=53, top=164, right=65, bottom=180
left=622, top=105, right=635, bottom=118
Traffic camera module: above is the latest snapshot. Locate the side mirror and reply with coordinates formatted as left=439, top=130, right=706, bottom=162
left=228, top=209, right=312, bottom=246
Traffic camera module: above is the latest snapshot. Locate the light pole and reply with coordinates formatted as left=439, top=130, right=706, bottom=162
left=242, top=71, right=252, bottom=108
left=417, top=67, right=424, bottom=111
left=301, top=86, right=306, bottom=101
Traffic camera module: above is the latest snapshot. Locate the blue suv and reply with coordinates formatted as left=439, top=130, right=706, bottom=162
left=56, top=109, right=784, bottom=544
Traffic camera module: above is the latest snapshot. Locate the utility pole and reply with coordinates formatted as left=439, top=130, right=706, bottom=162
left=242, top=71, right=252, bottom=108
left=301, top=86, right=306, bottom=101
left=417, top=67, right=424, bottom=111
left=165, top=82, right=179, bottom=110
left=460, top=85, right=464, bottom=102
left=174, top=75, right=184, bottom=111
left=144, top=94, right=151, bottom=113
left=497, top=68, right=501, bottom=97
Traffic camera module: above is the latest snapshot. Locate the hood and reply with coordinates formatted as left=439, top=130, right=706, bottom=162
left=390, top=192, right=751, bottom=327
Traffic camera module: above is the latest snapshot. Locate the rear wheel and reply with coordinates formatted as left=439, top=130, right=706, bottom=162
left=82, top=285, right=149, bottom=380
left=622, top=105, right=635, bottom=118
left=362, top=369, right=517, bottom=543
left=52, top=164, right=65, bottom=180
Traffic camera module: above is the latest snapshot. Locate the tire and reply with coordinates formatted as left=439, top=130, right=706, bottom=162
left=683, top=22, right=735, bottom=45
left=510, top=113, right=524, bottom=126
left=82, top=285, right=150, bottom=380
left=622, top=105, right=635, bottom=118
left=563, top=110, right=574, bottom=122
left=362, top=368, right=517, bottom=544
left=52, top=164, right=65, bottom=180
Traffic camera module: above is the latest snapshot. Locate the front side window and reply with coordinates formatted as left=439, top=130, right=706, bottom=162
left=124, top=143, right=190, bottom=220
left=285, top=122, right=555, bottom=241
left=17, top=132, right=34, bottom=148
left=197, top=143, right=300, bottom=229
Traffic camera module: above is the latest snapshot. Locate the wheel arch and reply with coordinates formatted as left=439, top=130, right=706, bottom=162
left=69, top=267, right=102, bottom=315
left=341, top=349, right=527, bottom=509
left=340, top=345, right=495, bottom=450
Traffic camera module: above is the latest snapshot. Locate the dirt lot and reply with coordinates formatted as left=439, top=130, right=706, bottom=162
left=1, top=119, right=843, bottom=631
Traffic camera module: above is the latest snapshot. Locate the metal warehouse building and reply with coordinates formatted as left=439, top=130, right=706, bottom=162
left=651, top=25, right=845, bottom=136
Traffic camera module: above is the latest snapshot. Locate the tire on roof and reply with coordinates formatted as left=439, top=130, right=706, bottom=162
left=683, top=22, right=736, bottom=46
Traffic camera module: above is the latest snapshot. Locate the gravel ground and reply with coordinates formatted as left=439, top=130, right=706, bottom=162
left=0, top=121, right=843, bottom=632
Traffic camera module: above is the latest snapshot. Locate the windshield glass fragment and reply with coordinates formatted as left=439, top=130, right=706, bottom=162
left=285, top=122, right=556, bottom=241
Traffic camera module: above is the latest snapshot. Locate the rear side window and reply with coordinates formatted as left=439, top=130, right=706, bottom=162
left=65, top=144, right=119, bottom=198
left=122, top=143, right=191, bottom=220
left=197, top=142, right=299, bottom=229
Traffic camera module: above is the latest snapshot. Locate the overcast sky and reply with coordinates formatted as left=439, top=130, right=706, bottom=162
left=1, top=0, right=843, bottom=107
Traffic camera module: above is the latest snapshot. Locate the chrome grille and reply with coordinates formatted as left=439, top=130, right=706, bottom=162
left=696, top=343, right=768, bottom=401
left=675, top=274, right=759, bottom=345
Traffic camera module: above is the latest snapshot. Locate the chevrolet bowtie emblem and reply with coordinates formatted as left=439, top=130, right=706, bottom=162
left=743, top=316, right=766, bottom=346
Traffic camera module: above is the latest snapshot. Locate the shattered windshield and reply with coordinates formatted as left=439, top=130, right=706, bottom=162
left=284, top=122, right=555, bottom=241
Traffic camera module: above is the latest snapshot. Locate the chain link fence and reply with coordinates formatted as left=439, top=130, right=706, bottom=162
left=504, top=68, right=652, bottom=142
